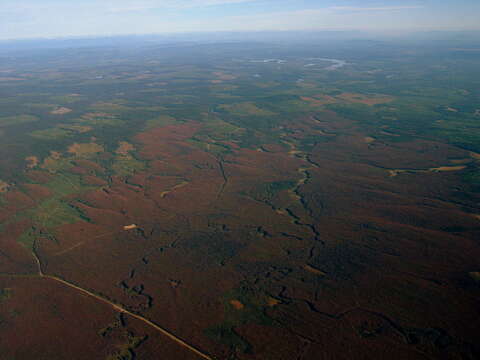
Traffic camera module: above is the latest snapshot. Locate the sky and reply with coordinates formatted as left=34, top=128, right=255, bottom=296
left=0, top=0, right=479, bottom=40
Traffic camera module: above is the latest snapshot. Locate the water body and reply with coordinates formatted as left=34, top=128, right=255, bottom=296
left=306, top=58, right=348, bottom=70
left=250, top=59, right=287, bottom=64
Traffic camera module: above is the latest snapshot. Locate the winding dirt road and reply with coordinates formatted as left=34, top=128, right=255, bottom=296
left=1, top=245, right=215, bottom=360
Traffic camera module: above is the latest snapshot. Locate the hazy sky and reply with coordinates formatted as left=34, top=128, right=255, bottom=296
left=1, top=0, right=479, bottom=40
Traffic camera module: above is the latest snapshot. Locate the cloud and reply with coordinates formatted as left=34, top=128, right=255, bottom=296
left=0, top=0, right=259, bottom=15
left=1, top=1, right=478, bottom=40
left=172, top=6, right=437, bottom=33
left=105, top=0, right=259, bottom=13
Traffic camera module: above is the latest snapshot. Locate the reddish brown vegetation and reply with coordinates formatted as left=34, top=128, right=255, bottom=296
left=1, top=117, right=479, bottom=359
left=26, top=170, right=53, bottom=183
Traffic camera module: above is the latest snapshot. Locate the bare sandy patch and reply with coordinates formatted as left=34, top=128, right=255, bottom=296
left=51, top=107, right=72, bottom=115
left=389, top=165, right=466, bottom=176
left=0, top=180, right=10, bottom=193
left=25, top=156, right=39, bottom=169
left=449, top=158, right=472, bottom=165
left=123, top=224, right=138, bottom=230
left=169, top=279, right=181, bottom=288
left=116, top=141, right=135, bottom=156
left=40, top=151, right=66, bottom=172
left=68, top=142, right=104, bottom=157
left=83, top=112, right=113, bottom=120
left=364, top=136, right=375, bottom=143
left=229, top=300, right=244, bottom=310
left=470, top=152, right=480, bottom=161
left=304, top=264, right=326, bottom=276
left=266, top=297, right=281, bottom=307
left=48, top=151, right=61, bottom=160
left=429, top=165, right=466, bottom=172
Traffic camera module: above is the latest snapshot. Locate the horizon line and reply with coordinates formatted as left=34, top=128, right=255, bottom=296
left=1, top=28, right=480, bottom=43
